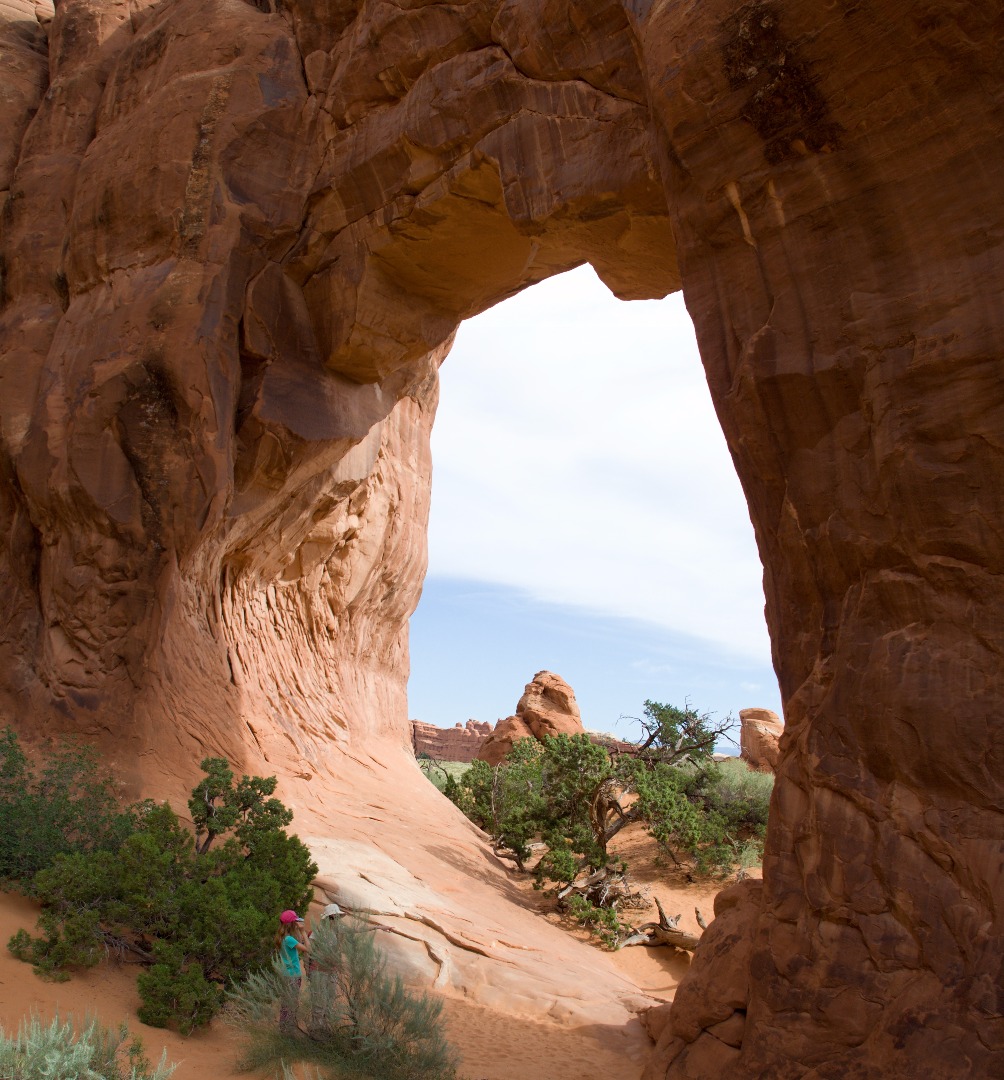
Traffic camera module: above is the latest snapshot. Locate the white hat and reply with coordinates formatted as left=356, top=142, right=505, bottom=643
left=321, top=902, right=346, bottom=919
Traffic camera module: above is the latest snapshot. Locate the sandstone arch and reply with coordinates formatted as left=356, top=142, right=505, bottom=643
left=1, top=0, right=1001, bottom=1077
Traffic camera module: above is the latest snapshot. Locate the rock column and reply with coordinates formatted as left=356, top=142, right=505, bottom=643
left=631, top=2, right=1004, bottom=1075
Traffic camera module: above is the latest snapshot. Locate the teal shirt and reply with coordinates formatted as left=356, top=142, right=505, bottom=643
left=280, top=934, right=302, bottom=977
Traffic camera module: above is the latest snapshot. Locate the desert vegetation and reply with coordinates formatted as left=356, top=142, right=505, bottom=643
left=0, top=727, right=140, bottom=889
left=227, top=917, right=459, bottom=1080
left=2, top=731, right=316, bottom=1033
left=0, top=1014, right=176, bottom=1080
left=432, top=702, right=772, bottom=947
left=417, top=758, right=471, bottom=794
left=0, top=730, right=464, bottom=1078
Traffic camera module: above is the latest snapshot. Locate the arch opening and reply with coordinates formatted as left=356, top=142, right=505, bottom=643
left=408, top=264, right=782, bottom=740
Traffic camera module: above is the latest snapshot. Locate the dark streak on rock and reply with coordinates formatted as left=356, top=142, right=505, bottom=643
left=722, top=1, right=841, bottom=164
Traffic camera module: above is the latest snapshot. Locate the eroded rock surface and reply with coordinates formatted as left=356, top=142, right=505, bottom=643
left=477, top=669, right=585, bottom=765
left=1, top=0, right=1002, bottom=1076
left=642, top=880, right=763, bottom=1079
left=738, top=707, right=783, bottom=772
left=412, top=718, right=491, bottom=762
left=632, top=3, right=1004, bottom=1076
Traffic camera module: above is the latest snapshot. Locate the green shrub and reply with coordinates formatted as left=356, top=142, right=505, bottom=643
left=137, top=942, right=222, bottom=1033
left=447, top=714, right=745, bottom=883
left=564, top=895, right=625, bottom=950
left=9, top=759, right=317, bottom=1034
left=0, top=727, right=140, bottom=890
left=451, top=740, right=547, bottom=871
left=676, top=757, right=773, bottom=874
left=0, top=1013, right=175, bottom=1079
left=227, top=918, right=459, bottom=1080
left=446, top=703, right=768, bottom=915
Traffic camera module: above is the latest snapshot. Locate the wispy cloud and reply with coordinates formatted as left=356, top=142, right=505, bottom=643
left=428, top=265, right=771, bottom=662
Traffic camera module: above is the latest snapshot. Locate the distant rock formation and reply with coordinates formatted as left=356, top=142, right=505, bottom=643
left=477, top=671, right=584, bottom=766
left=738, top=709, right=784, bottom=773
left=412, top=719, right=491, bottom=763
left=475, top=716, right=534, bottom=767
left=412, top=701, right=637, bottom=766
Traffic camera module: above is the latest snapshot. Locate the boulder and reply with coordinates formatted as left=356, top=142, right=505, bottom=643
left=477, top=671, right=584, bottom=766
left=516, top=670, right=584, bottom=740
left=738, top=708, right=784, bottom=772
left=642, top=880, right=762, bottom=1079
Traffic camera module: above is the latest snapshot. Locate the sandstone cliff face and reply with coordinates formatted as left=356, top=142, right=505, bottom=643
left=629, top=3, right=1004, bottom=1075
left=0, top=0, right=675, bottom=779
left=1, top=0, right=1002, bottom=1076
left=412, top=718, right=491, bottom=762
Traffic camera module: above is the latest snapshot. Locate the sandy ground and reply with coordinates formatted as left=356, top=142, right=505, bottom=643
left=0, top=891, right=244, bottom=1078
left=606, top=826, right=727, bottom=1002
left=0, top=826, right=746, bottom=1080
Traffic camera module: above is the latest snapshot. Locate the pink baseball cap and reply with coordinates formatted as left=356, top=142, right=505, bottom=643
left=279, top=910, right=303, bottom=924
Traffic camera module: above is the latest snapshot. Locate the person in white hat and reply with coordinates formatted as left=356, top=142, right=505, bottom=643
left=308, top=902, right=347, bottom=1029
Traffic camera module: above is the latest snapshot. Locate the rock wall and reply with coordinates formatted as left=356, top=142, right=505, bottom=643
left=0, top=0, right=676, bottom=781
left=1, top=0, right=1002, bottom=1076
left=630, top=3, right=1004, bottom=1076
left=412, top=718, right=491, bottom=762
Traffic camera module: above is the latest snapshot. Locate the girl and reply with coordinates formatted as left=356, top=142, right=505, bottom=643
left=277, top=909, right=308, bottom=1033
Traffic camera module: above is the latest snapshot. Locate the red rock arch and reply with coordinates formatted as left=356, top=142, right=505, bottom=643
left=1, top=0, right=1001, bottom=1076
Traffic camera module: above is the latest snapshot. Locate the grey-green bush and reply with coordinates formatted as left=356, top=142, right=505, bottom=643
left=227, top=917, right=459, bottom=1080
left=0, top=1014, right=175, bottom=1080
left=701, top=757, right=773, bottom=834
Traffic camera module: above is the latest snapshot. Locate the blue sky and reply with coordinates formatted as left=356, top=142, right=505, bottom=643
left=406, top=266, right=783, bottom=744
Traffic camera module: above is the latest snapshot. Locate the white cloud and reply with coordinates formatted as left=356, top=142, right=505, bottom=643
left=428, top=265, right=770, bottom=661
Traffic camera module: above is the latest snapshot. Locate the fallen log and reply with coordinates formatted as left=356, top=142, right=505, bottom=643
left=556, top=867, right=647, bottom=912
left=622, top=896, right=702, bottom=951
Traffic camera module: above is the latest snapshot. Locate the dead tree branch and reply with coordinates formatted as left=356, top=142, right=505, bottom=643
left=622, top=896, right=703, bottom=951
